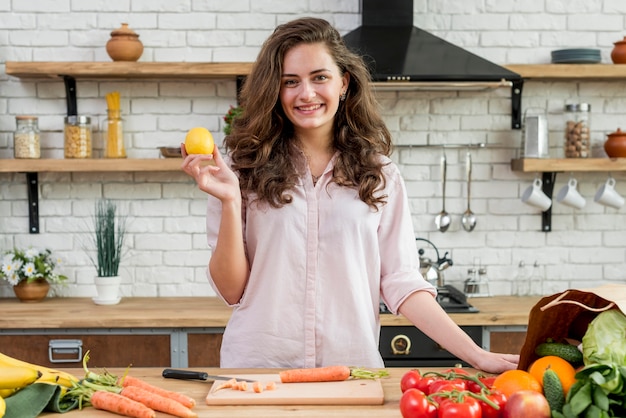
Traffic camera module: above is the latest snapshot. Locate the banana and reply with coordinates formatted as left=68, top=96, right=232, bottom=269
left=0, top=388, right=16, bottom=399
left=36, top=370, right=76, bottom=388
left=0, top=366, right=40, bottom=389
left=0, top=396, right=5, bottom=418
left=0, top=352, right=79, bottom=387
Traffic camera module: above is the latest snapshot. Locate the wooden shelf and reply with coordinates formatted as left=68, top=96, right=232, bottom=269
left=510, top=158, right=626, bottom=173
left=504, top=64, right=626, bottom=80
left=0, top=158, right=183, bottom=173
left=7, top=62, right=626, bottom=81
left=5, top=61, right=254, bottom=79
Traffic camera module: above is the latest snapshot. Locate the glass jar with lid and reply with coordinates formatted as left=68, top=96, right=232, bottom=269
left=64, top=115, right=92, bottom=158
left=13, top=115, right=41, bottom=159
left=564, top=103, right=591, bottom=158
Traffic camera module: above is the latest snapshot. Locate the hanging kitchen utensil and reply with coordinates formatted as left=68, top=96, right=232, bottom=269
left=434, top=152, right=451, bottom=232
left=461, top=151, right=477, bottom=232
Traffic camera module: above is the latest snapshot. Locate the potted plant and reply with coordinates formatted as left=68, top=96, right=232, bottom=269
left=88, top=199, right=127, bottom=305
left=223, top=105, right=243, bottom=135
left=0, top=248, right=67, bottom=302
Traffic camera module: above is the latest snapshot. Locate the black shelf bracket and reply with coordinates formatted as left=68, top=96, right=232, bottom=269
left=26, top=172, right=39, bottom=234
left=63, top=75, right=77, bottom=116
left=511, top=79, right=523, bottom=130
left=541, top=171, right=557, bottom=232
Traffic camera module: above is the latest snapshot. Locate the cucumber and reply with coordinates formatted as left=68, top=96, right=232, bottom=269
left=535, top=342, right=583, bottom=365
left=543, top=369, right=565, bottom=413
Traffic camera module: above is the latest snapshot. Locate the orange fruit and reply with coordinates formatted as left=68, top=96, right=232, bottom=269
left=528, top=355, right=577, bottom=396
left=185, top=127, right=214, bottom=154
left=492, top=369, right=542, bottom=398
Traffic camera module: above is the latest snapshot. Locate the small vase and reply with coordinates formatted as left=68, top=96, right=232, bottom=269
left=604, top=128, right=626, bottom=158
left=106, top=23, right=144, bottom=62
left=93, top=275, right=122, bottom=305
left=611, top=37, right=626, bottom=64
left=13, top=279, right=50, bottom=303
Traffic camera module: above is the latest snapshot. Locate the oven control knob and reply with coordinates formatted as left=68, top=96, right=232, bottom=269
left=390, top=334, right=411, bottom=355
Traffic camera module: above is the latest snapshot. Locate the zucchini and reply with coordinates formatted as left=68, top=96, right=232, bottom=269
left=535, top=342, right=583, bottom=365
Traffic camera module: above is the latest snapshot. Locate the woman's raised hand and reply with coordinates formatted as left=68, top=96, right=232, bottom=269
left=180, top=143, right=240, bottom=203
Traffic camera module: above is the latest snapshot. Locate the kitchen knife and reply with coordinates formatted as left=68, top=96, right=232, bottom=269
left=162, top=368, right=257, bottom=382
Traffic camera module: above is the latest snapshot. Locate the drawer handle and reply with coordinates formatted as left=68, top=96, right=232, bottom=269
left=48, top=339, right=83, bottom=363
left=390, top=334, right=411, bottom=355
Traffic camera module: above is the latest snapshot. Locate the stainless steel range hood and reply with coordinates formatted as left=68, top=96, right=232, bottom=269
left=342, top=0, right=524, bottom=129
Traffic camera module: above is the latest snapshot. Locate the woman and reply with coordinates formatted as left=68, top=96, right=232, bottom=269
left=182, top=17, right=518, bottom=373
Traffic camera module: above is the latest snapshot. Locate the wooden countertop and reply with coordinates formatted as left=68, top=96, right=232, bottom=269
left=38, top=367, right=452, bottom=418
left=0, top=296, right=540, bottom=329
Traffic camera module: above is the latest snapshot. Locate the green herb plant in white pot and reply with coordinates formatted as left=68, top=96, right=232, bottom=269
left=88, top=199, right=127, bottom=305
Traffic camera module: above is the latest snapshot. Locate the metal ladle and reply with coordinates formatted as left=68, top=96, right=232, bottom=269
left=461, top=151, right=477, bottom=232
left=434, top=153, right=451, bottom=232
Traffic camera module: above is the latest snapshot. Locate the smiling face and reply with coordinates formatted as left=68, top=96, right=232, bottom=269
left=279, top=42, right=349, bottom=138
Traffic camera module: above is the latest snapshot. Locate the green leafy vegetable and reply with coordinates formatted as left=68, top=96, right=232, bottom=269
left=582, top=309, right=626, bottom=366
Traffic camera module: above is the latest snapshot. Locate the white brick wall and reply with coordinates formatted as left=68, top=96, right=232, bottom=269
left=1, top=0, right=625, bottom=299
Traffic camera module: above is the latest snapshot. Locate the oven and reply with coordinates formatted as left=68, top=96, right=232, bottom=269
left=379, top=324, right=482, bottom=367
left=378, top=284, right=481, bottom=367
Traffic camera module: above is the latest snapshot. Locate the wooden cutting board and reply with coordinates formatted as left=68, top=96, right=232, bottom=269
left=205, top=374, right=385, bottom=405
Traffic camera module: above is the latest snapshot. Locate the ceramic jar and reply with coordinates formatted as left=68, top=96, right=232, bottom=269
left=611, top=37, right=626, bottom=64
left=604, top=128, right=626, bottom=158
left=106, top=23, right=144, bottom=62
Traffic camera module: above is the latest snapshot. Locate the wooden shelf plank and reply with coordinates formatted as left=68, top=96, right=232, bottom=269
left=504, top=64, right=626, bottom=80
left=5, top=61, right=254, bottom=79
left=0, top=158, right=183, bottom=172
left=511, top=158, right=626, bottom=172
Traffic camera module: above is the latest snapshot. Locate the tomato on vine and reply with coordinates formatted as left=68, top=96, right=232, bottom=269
left=400, top=369, right=422, bottom=393
left=399, top=388, right=437, bottom=418
left=437, top=395, right=481, bottom=418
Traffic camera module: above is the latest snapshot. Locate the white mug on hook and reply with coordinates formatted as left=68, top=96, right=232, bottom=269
left=594, top=177, right=624, bottom=209
left=521, top=178, right=552, bottom=211
left=556, top=177, right=586, bottom=209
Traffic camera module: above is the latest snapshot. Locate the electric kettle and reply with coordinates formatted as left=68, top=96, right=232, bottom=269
left=415, top=238, right=453, bottom=287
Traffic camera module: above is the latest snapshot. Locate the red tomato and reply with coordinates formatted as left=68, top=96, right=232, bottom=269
left=480, top=376, right=497, bottom=389
left=429, top=382, right=464, bottom=405
left=430, top=378, right=467, bottom=394
left=438, top=396, right=481, bottom=418
left=478, top=390, right=507, bottom=418
left=400, top=370, right=422, bottom=393
left=400, top=388, right=437, bottom=418
left=416, top=375, right=440, bottom=395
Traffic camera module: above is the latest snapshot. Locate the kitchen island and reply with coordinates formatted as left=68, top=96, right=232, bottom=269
left=0, top=296, right=541, bottom=368
left=37, top=367, right=455, bottom=418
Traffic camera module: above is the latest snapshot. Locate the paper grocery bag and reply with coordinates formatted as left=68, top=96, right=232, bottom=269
left=518, top=283, right=626, bottom=371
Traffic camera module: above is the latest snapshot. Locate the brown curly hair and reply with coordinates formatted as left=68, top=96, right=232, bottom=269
left=225, top=17, right=392, bottom=209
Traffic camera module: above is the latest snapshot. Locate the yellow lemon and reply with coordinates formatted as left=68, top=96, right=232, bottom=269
left=185, top=127, right=215, bottom=154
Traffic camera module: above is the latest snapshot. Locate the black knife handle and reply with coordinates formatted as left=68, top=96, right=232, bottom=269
left=162, top=369, right=208, bottom=380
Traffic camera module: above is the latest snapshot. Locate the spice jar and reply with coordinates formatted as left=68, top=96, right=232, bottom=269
left=564, top=103, right=591, bottom=158
left=13, top=115, right=40, bottom=159
left=64, top=115, right=92, bottom=158
left=104, top=109, right=127, bottom=158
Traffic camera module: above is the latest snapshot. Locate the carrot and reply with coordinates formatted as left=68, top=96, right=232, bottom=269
left=91, top=390, right=156, bottom=418
left=121, top=386, right=197, bottom=418
left=279, top=365, right=350, bottom=383
left=214, top=378, right=237, bottom=391
left=279, top=366, right=389, bottom=383
left=252, top=381, right=263, bottom=393
left=120, top=375, right=196, bottom=409
left=265, top=381, right=277, bottom=391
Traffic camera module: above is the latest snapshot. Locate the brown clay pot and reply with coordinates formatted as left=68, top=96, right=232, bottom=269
left=106, top=23, right=144, bottom=62
left=604, top=128, right=626, bottom=158
left=611, top=37, right=626, bottom=64
left=13, top=279, right=50, bottom=302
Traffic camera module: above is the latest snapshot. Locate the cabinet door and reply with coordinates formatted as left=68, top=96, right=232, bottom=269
left=0, top=334, right=171, bottom=367
left=187, top=333, right=222, bottom=367
left=490, top=331, right=527, bottom=355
